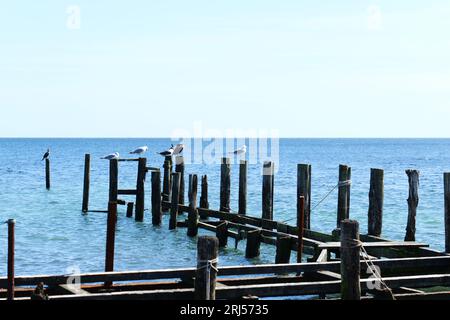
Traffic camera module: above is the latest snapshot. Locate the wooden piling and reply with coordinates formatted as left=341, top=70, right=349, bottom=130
left=45, top=158, right=51, bottom=190
left=162, top=158, right=172, bottom=203
left=7, top=219, right=15, bottom=301
left=262, top=161, right=275, bottom=220
left=105, top=201, right=117, bottom=288
left=135, top=158, right=147, bottom=222
left=216, top=221, right=229, bottom=248
left=239, top=160, right=248, bottom=215
left=109, top=159, right=119, bottom=203
left=337, top=164, right=351, bottom=228
left=297, top=164, right=312, bottom=229
left=340, top=219, right=361, bottom=300
left=82, top=154, right=90, bottom=213
left=368, top=168, right=384, bottom=237
left=187, top=174, right=199, bottom=237
left=297, top=196, right=305, bottom=263
left=220, top=158, right=231, bottom=212
left=275, top=236, right=291, bottom=264
left=245, top=229, right=262, bottom=259
left=126, top=202, right=134, bottom=218
left=445, top=173, right=450, bottom=253
left=175, top=156, right=185, bottom=205
left=200, top=175, right=209, bottom=209
left=151, top=170, right=162, bottom=226
left=195, top=236, right=219, bottom=300
left=405, top=170, right=420, bottom=242
left=169, top=172, right=181, bottom=230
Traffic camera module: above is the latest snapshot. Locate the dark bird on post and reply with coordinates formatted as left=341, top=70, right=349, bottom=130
left=42, top=149, right=50, bottom=161
left=157, top=145, right=174, bottom=157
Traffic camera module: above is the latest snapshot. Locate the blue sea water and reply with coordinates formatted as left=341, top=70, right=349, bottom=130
left=0, top=138, right=449, bottom=277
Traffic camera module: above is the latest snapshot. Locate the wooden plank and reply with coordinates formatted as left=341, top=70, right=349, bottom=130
left=318, top=241, right=429, bottom=250
left=118, top=189, right=137, bottom=195
left=58, top=284, right=91, bottom=296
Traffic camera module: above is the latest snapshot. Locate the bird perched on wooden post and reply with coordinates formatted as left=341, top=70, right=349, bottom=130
left=41, top=149, right=50, bottom=161
left=130, top=146, right=148, bottom=156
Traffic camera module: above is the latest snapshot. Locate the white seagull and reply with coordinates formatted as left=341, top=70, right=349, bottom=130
left=157, top=145, right=174, bottom=157
left=41, top=149, right=50, bottom=161
left=173, top=143, right=184, bottom=155
left=130, top=146, right=148, bottom=156
left=230, top=145, right=247, bottom=156
left=101, top=152, right=120, bottom=160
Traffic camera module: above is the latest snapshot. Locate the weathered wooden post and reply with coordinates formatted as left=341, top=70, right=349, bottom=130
left=126, top=202, right=134, bottom=218
left=297, top=164, right=311, bottom=229
left=262, top=161, right=275, bottom=220
left=340, top=219, right=361, bottom=300
left=195, top=236, right=219, bottom=300
left=445, top=173, right=450, bottom=253
left=216, top=221, right=229, bottom=248
left=109, top=159, right=119, bottom=203
left=200, top=175, right=209, bottom=209
left=245, top=229, right=262, bottom=259
left=162, top=158, right=172, bottom=203
left=7, top=219, right=15, bottom=301
left=368, top=168, right=384, bottom=237
left=175, top=156, right=185, bottom=205
left=220, top=157, right=231, bottom=212
left=239, top=160, right=248, bottom=215
left=337, top=164, right=351, bottom=228
left=151, top=170, right=163, bottom=226
left=45, top=158, right=51, bottom=190
left=105, top=201, right=117, bottom=288
left=187, top=174, right=199, bottom=237
left=405, top=170, right=419, bottom=241
left=169, top=172, right=181, bottom=230
left=135, top=158, right=147, bottom=222
left=297, top=196, right=305, bottom=263
left=275, top=236, right=291, bottom=264
left=82, top=154, right=90, bottom=213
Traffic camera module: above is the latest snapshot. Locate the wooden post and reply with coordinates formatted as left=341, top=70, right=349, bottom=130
left=195, top=236, right=219, bottom=300
left=187, top=174, right=199, bottom=237
left=105, top=201, right=117, bottom=288
left=297, top=164, right=311, bottom=229
left=297, top=196, right=305, bottom=263
left=275, top=236, right=291, bottom=264
left=220, top=158, right=231, bottom=212
left=405, top=170, right=420, bottom=241
left=200, top=175, right=209, bottom=219
left=126, top=202, right=134, bottom=218
left=169, top=172, right=181, bottom=230
left=45, top=158, right=51, bottom=190
left=216, top=221, right=229, bottom=248
left=245, top=229, right=261, bottom=259
left=337, top=164, right=351, bottom=228
left=175, top=156, right=185, bottom=205
left=368, top=168, right=384, bottom=237
left=340, top=219, right=361, bottom=300
left=82, top=154, right=90, bottom=213
left=239, top=160, right=248, bottom=215
left=262, top=161, right=275, bottom=220
left=109, top=159, right=119, bottom=203
left=151, top=170, right=162, bottom=226
left=7, top=219, right=15, bottom=301
left=162, top=158, right=172, bottom=203
left=135, top=158, right=147, bottom=222
left=445, top=173, right=450, bottom=253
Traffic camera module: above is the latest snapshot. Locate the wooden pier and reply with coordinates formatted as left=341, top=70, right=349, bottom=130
left=2, top=156, right=450, bottom=301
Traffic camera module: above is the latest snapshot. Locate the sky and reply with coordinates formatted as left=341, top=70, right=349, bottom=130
left=0, top=1, right=450, bottom=138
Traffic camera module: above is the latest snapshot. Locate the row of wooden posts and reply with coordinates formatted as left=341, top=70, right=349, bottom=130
left=81, top=153, right=442, bottom=249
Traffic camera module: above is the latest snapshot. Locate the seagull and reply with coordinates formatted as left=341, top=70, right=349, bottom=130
left=101, top=152, right=120, bottom=160
left=230, top=145, right=247, bottom=156
left=130, top=146, right=148, bottom=156
left=173, top=143, right=184, bottom=155
left=41, top=149, right=50, bottom=161
left=157, top=145, right=174, bottom=157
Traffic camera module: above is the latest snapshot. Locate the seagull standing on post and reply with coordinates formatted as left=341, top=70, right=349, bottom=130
left=41, top=149, right=50, bottom=161
left=101, top=152, right=120, bottom=160
left=173, top=143, right=184, bottom=155
left=230, top=145, right=247, bottom=156
left=130, top=146, right=148, bottom=156
left=157, top=145, right=174, bottom=157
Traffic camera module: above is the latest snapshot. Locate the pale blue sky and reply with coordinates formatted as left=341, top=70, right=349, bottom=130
left=1, top=1, right=450, bottom=137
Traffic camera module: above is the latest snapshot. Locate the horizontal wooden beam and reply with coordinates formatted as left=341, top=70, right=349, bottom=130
left=318, top=241, right=429, bottom=250
left=118, top=189, right=137, bottom=195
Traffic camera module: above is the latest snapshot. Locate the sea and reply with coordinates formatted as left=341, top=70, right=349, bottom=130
left=0, top=138, right=449, bottom=276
